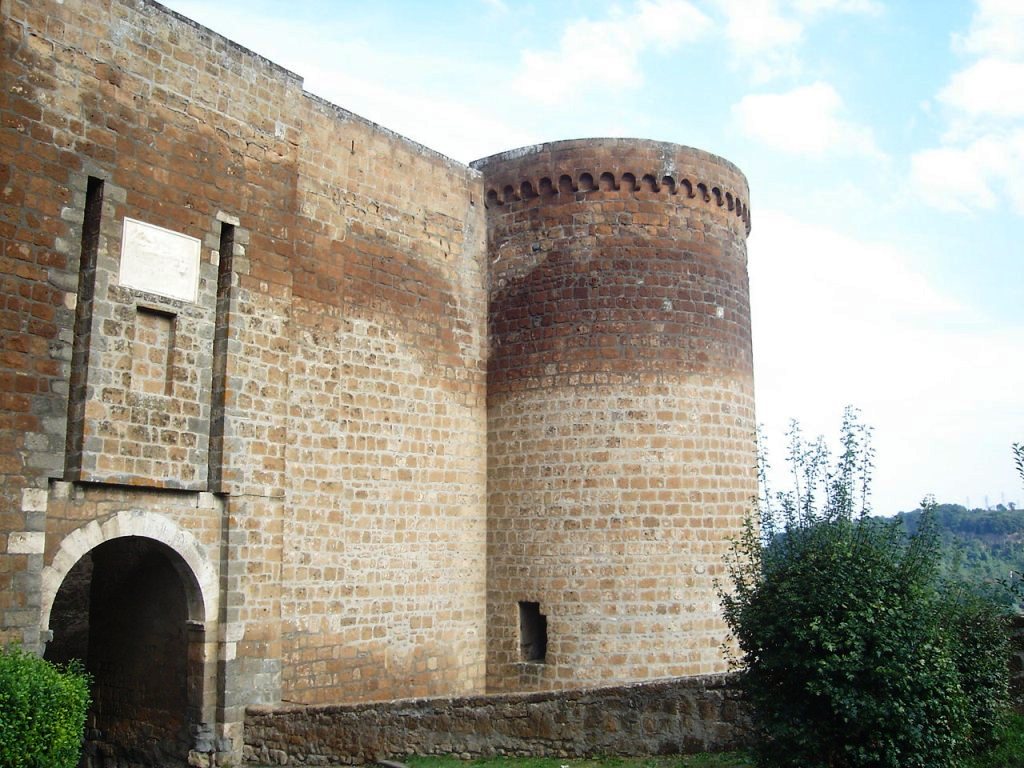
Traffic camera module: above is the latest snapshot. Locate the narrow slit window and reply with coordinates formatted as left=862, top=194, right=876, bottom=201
left=518, top=601, right=547, bottom=663
left=65, top=176, right=105, bottom=475
left=217, top=222, right=235, bottom=298
left=81, top=177, right=104, bottom=277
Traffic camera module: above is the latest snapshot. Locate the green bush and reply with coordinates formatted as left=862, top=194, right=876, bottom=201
left=721, top=410, right=1013, bottom=768
left=0, top=646, right=91, bottom=768
left=943, top=590, right=1011, bottom=752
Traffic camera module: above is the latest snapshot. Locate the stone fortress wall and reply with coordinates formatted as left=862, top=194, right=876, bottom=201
left=0, top=0, right=755, bottom=764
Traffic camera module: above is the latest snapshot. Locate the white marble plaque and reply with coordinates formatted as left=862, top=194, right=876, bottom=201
left=119, top=218, right=201, bottom=303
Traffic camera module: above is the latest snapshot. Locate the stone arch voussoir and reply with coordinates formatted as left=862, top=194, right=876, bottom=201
left=40, top=510, right=218, bottom=634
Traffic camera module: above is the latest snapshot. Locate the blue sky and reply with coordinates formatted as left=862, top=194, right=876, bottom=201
left=162, top=0, right=1023, bottom=514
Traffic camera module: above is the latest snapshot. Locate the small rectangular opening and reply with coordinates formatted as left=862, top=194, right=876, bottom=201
left=518, top=601, right=547, bottom=663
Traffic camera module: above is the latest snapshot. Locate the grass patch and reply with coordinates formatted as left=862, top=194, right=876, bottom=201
left=406, top=753, right=753, bottom=768
left=403, top=716, right=1024, bottom=768
left=966, top=711, right=1024, bottom=768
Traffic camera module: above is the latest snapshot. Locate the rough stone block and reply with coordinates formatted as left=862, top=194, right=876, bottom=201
left=7, top=532, right=46, bottom=554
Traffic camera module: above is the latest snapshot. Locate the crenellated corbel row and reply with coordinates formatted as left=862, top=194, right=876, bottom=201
left=484, top=170, right=751, bottom=233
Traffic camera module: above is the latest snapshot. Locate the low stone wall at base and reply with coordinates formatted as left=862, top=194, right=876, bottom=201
left=244, top=674, right=750, bottom=765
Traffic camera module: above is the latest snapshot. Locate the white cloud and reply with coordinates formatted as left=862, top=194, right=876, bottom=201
left=714, top=0, right=802, bottom=81
left=512, top=0, right=712, bottom=104
left=938, top=58, right=1024, bottom=120
left=924, top=131, right=1024, bottom=214
left=722, top=0, right=803, bottom=55
left=953, top=0, right=1024, bottom=58
left=792, top=0, right=883, bottom=15
left=911, top=0, right=1024, bottom=215
left=635, top=0, right=708, bottom=49
left=733, top=82, right=883, bottom=159
left=714, top=0, right=882, bottom=82
left=749, top=210, right=1024, bottom=514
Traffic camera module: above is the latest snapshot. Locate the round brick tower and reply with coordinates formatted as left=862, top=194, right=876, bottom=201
left=472, top=138, right=757, bottom=692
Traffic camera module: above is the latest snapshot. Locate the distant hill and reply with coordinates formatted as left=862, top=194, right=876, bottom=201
left=891, top=503, right=1024, bottom=610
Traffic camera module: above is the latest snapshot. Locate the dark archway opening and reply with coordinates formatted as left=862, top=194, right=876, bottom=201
left=46, top=536, right=201, bottom=767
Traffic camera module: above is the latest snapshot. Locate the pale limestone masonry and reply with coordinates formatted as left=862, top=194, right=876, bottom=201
left=0, top=1, right=756, bottom=765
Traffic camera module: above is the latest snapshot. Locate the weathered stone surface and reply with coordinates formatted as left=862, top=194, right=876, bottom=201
left=244, top=675, right=752, bottom=764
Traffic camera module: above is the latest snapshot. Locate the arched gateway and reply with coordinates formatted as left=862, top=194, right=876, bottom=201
left=40, top=511, right=219, bottom=767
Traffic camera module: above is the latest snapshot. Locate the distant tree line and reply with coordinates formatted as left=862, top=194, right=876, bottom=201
left=891, top=503, right=1023, bottom=610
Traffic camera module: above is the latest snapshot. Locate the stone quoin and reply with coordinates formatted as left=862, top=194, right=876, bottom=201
left=0, top=1, right=756, bottom=765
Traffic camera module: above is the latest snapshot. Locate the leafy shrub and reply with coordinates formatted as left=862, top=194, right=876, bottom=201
left=0, top=646, right=91, bottom=768
left=721, top=409, right=1012, bottom=768
left=943, top=590, right=1011, bottom=752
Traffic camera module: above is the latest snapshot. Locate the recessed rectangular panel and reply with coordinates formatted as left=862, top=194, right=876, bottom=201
left=119, top=218, right=201, bottom=303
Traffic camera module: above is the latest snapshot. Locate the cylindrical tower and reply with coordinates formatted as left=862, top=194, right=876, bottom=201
left=472, top=138, right=756, bottom=692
